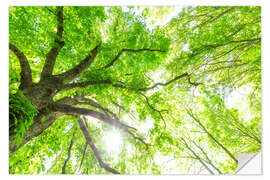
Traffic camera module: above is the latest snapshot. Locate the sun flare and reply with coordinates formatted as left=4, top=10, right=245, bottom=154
left=104, top=130, right=122, bottom=152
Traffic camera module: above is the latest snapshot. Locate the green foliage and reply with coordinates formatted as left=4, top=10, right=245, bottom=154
left=9, top=91, right=38, bottom=147
left=9, top=6, right=261, bottom=175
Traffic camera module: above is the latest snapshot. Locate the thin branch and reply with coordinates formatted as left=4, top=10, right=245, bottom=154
left=200, top=60, right=242, bottom=68
left=186, top=108, right=238, bottom=163
left=189, top=37, right=260, bottom=61
left=78, top=143, right=88, bottom=172
left=192, top=140, right=222, bottom=174
left=45, top=7, right=57, bottom=16
left=229, top=113, right=261, bottom=144
left=100, top=48, right=166, bottom=69
left=55, top=45, right=100, bottom=83
left=227, top=18, right=261, bottom=38
left=204, top=38, right=261, bottom=50
left=62, top=131, right=75, bottom=174
left=41, top=6, right=65, bottom=80
left=192, top=7, right=237, bottom=30
left=71, top=96, right=122, bottom=124
left=139, top=92, right=167, bottom=129
left=77, top=118, right=120, bottom=174
left=179, top=137, right=215, bottom=175
left=60, top=72, right=201, bottom=92
left=139, top=72, right=201, bottom=91
left=111, top=100, right=138, bottom=121
left=9, top=43, right=33, bottom=89
left=203, top=63, right=248, bottom=73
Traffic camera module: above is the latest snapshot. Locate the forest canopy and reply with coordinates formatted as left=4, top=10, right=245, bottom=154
left=9, top=6, right=261, bottom=174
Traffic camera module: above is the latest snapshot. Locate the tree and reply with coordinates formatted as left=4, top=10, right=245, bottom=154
left=9, top=6, right=261, bottom=174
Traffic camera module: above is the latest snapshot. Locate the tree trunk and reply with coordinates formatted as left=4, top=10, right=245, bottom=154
left=9, top=111, right=63, bottom=154
left=9, top=80, right=63, bottom=154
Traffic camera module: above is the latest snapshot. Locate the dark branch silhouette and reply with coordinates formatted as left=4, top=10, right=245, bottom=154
left=78, top=143, right=88, bottom=172
left=61, top=79, right=112, bottom=91
left=139, top=72, right=201, bottom=91
left=55, top=45, right=100, bottom=82
left=139, top=92, right=167, bottom=129
left=41, top=6, right=65, bottom=80
left=77, top=118, right=120, bottom=174
left=60, top=72, right=201, bottom=92
left=52, top=103, right=147, bottom=146
left=62, top=131, right=75, bottom=174
left=9, top=43, right=33, bottom=89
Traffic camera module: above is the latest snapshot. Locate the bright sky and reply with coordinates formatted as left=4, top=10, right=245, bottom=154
left=104, top=129, right=123, bottom=153
left=225, top=85, right=255, bottom=122
left=141, top=6, right=185, bottom=30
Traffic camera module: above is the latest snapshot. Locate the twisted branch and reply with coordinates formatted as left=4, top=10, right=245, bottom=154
left=139, top=72, right=201, bottom=91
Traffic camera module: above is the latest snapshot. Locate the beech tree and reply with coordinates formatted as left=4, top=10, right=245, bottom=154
left=9, top=6, right=261, bottom=174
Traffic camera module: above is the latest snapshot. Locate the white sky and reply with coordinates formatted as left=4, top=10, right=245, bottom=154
left=225, top=85, right=255, bottom=122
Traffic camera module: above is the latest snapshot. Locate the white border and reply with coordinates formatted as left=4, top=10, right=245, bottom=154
left=6, top=0, right=263, bottom=6
left=1, top=0, right=269, bottom=180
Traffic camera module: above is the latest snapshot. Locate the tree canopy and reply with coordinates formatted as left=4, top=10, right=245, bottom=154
left=9, top=6, right=261, bottom=174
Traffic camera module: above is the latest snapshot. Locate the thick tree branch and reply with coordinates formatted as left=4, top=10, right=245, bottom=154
left=60, top=79, right=137, bottom=92
left=41, top=6, right=65, bottom=80
left=52, top=103, right=147, bottom=146
left=55, top=45, right=100, bottom=82
left=9, top=43, right=33, bottom=89
left=79, top=97, right=139, bottom=131
left=70, top=96, right=138, bottom=131
left=77, top=118, right=120, bottom=174
left=62, top=131, right=75, bottom=174
left=9, top=111, right=63, bottom=154
left=101, top=48, right=166, bottom=69
left=60, top=79, right=112, bottom=91
left=56, top=95, right=118, bottom=121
